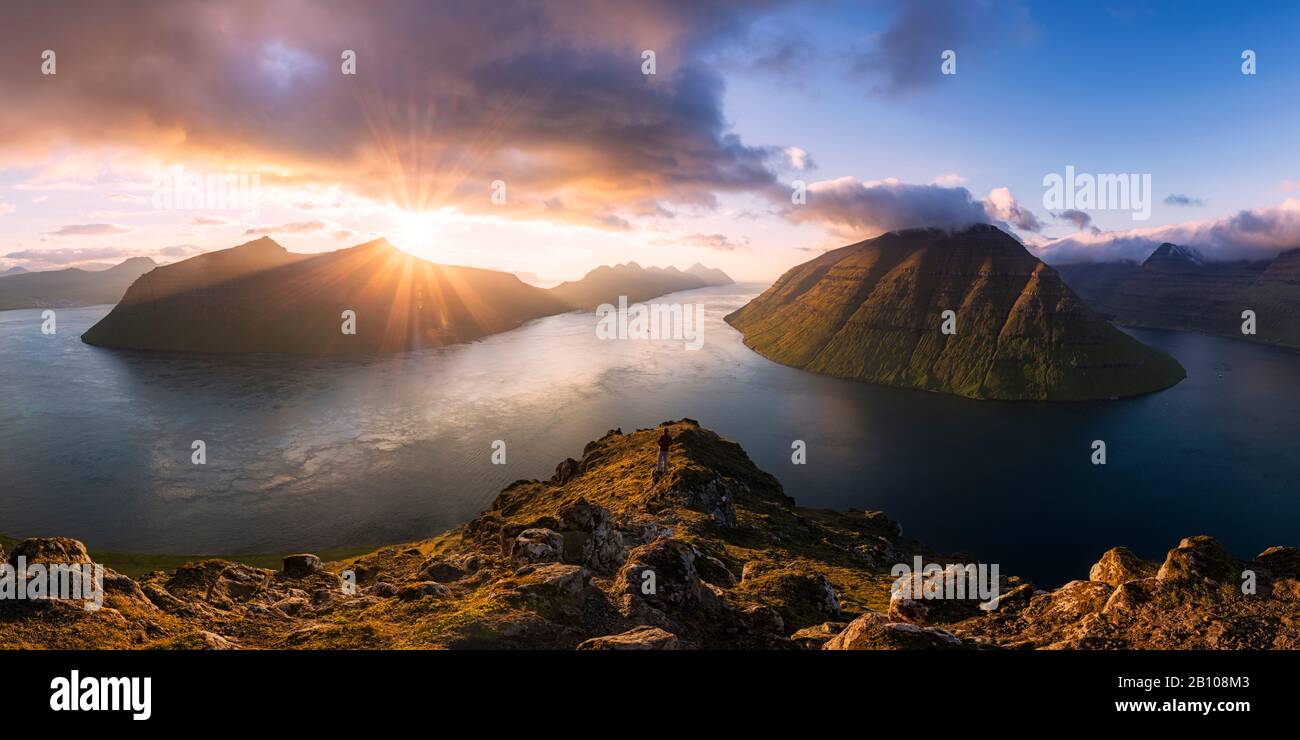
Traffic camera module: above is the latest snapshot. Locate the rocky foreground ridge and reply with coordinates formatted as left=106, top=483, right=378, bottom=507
left=2, top=421, right=1295, bottom=649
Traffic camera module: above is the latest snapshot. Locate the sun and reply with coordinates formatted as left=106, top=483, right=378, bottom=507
left=392, top=210, right=444, bottom=258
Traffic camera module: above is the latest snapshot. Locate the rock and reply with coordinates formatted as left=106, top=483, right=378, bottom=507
left=665, top=475, right=737, bottom=528
left=617, top=538, right=702, bottom=612
left=397, top=581, right=450, bottom=601
left=740, top=560, right=770, bottom=583
left=824, top=612, right=969, bottom=650
left=196, top=631, right=238, bottom=650
left=557, top=498, right=625, bottom=573
left=577, top=626, right=683, bottom=650
left=368, top=582, right=400, bottom=598
left=1156, top=536, right=1237, bottom=584
left=1103, top=578, right=1161, bottom=616
left=511, top=563, right=589, bottom=601
left=509, top=528, right=564, bottom=565
left=1044, top=580, right=1113, bottom=620
left=417, top=559, right=465, bottom=583
left=272, top=596, right=311, bottom=615
left=1089, top=547, right=1157, bottom=587
left=694, top=553, right=737, bottom=587
left=551, top=458, right=581, bottom=485
left=888, top=563, right=992, bottom=625
left=7, top=537, right=92, bottom=566
left=281, top=554, right=323, bottom=578
left=790, top=621, right=846, bottom=650
left=1256, top=546, right=1300, bottom=577
left=739, top=605, right=785, bottom=635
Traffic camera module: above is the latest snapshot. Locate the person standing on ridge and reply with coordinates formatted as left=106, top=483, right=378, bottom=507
left=656, top=428, right=673, bottom=475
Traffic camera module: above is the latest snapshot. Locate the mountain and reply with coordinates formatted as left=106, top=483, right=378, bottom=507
left=4, top=419, right=1295, bottom=650
left=685, top=262, right=734, bottom=285
left=725, top=224, right=1185, bottom=401
left=0, top=257, right=156, bottom=310
left=549, top=261, right=733, bottom=309
left=82, top=237, right=568, bottom=354
left=2, top=266, right=27, bottom=275
left=1056, top=243, right=1300, bottom=346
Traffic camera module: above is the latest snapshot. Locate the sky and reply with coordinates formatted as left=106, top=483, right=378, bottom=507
left=1, top=0, right=1299, bottom=281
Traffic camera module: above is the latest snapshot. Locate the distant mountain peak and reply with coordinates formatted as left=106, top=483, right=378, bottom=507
left=1144, top=243, right=1204, bottom=268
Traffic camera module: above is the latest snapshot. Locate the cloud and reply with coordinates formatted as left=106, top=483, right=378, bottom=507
left=1055, top=208, right=1094, bottom=231
left=44, top=223, right=132, bottom=236
left=0, top=202, right=14, bottom=216
left=0, top=0, right=792, bottom=230
left=982, top=186, right=1042, bottom=232
left=192, top=215, right=232, bottom=226
left=1033, top=198, right=1300, bottom=264
left=4, top=246, right=137, bottom=265
left=783, top=177, right=1041, bottom=237
left=676, top=232, right=750, bottom=251
left=244, top=220, right=352, bottom=239
left=933, top=173, right=967, bottom=187
left=784, top=146, right=814, bottom=172
left=851, top=0, right=1038, bottom=96
left=1164, top=193, right=1204, bottom=207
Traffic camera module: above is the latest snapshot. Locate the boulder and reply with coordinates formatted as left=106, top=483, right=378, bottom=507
left=694, top=553, right=737, bottom=587
left=417, top=559, right=465, bottom=583
left=1156, top=536, right=1237, bottom=584
left=281, top=554, right=323, bottom=578
left=577, top=626, right=682, bottom=650
left=557, top=498, right=625, bottom=573
left=617, top=538, right=702, bottom=612
left=511, top=563, right=589, bottom=602
left=823, top=612, right=968, bottom=650
left=509, top=528, right=564, bottom=565
left=7, top=537, right=92, bottom=566
left=790, top=621, right=846, bottom=650
left=1089, top=547, right=1157, bottom=587
left=1256, top=546, right=1300, bottom=578
left=888, top=563, right=991, bottom=625
left=397, top=581, right=451, bottom=601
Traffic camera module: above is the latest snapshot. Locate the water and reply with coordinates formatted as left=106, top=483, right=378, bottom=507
left=2, top=284, right=1297, bottom=586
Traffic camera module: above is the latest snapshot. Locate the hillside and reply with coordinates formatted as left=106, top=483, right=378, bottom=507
left=1058, top=244, right=1300, bottom=347
left=81, top=237, right=568, bottom=354
left=0, top=257, right=156, bottom=310
left=549, top=261, right=733, bottom=309
left=1, top=420, right=1294, bottom=650
left=725, top=224, right=1185, bottom=401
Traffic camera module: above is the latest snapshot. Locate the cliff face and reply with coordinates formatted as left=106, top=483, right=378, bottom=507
left=0, top=257, right=156, bottom=310
left=3, top=421, right=1294, bottom=650
left=549, top=262, right=733, bottom=310
left=725, top=225, right=1185, bottom=401
left=1057, top=244, right=1300, bottom=347
left=81, top=237, right=568, bottom=354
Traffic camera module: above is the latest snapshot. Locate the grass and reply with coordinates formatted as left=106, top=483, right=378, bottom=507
left=0, top=533, right=377, bottom=578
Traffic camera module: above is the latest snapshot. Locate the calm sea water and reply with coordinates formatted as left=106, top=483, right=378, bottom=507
left=2, top=284, right=1297, bottom=586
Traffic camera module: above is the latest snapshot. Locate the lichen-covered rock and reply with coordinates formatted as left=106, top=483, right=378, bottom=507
left=790, top=621, right=846, bottom=649
left=1256, top=546, right=1300, bottom=577
left=824, top=612, right=969, bottom=650
left=1156, top=536, right=1237, bottom=584
left=577, top=626, right=682, bottom=650
left=617, top=538, right=702, bottom=612
left=1089, top=547, right=1157, bottom=587
left=417, top=559, right=465, bottom=583
left=694, top=552, right=737, bottom=587
left=6, top=537, right=92, bottom=566
left=511, top=563, right=589, bottom=602
left=888, top=563, right=992, bottom=625
left=557, top=498, right=625, bottom=573
left=510, top=528, right=564, bottom=565
left=397, top=581, right=450, bottom=601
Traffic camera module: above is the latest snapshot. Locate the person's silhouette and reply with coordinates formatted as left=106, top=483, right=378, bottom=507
left=656, top=429, right=673, bottom=475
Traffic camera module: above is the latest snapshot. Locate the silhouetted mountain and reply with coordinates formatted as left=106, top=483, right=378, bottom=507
left=82, top=237, right=568, bottom=354
left=549, top=261, right=733, bottom=309
left=2, top=266, right=27, bottom=275
left=0, top=257, right=156, bottom=310
left=725, top=224, right=1185, bottom=400
left=1056, top=243, right=1300, bottom=346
